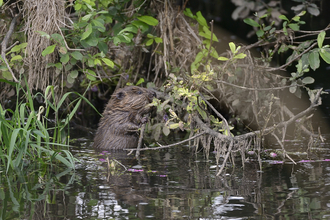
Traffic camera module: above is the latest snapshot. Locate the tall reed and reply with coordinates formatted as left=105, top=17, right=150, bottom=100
left=0, top=79, right=96, bottom=173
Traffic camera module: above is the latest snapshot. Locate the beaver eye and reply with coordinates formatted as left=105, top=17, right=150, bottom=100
left=137, top=90, right=143, bottom=95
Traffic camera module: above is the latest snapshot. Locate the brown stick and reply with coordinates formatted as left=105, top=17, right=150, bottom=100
left=126, top=131, right=206, bottom=151
left=135, top=123, right=145, bottom=157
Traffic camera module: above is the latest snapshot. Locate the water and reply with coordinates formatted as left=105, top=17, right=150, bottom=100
left=2, top=134, right=330, bottom=219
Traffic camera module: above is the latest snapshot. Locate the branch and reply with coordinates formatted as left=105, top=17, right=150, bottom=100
left=135, top=123, right=145, bottom=157
left=266, top=42, right=317, bottom=72
left=125, top=131, right=206, bottom=151
left=55, top=19, right=85, bottom=51
left=194, top=89, right=323, bottom=142
left=216, top=140, right=233, bottom=176
left=216, top=80, right=303, bottom=91
left=1, top=14, right=19, bottom=82
left=199, top=92, right=230, bottom=132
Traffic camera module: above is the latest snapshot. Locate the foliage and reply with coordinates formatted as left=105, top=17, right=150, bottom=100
left=44, top=0, right=160, bottom=86
left=0, top=79, right=92, bottom=173
left=184, top=8, right=219, bottom=73
left=242, top=10, right=330, bottom=99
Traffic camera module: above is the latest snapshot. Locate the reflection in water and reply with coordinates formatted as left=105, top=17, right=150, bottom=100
left=2, top=141, right=330, bottom=219
left=57, top=142, right=330, bottom=219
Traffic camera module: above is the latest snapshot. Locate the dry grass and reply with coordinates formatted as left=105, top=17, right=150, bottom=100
left=23, top=0, right=65, bottom=94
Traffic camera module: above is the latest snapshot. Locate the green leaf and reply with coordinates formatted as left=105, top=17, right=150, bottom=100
left=136, top=78, right=144, bottom=85
left=317, top=31, right=325, bottom=48
left=60, top=53, right=70, bottom=64
left=302, top=77, right=315, bottom=84
left=308, top=50, right=320, bottom=71
left=101, top=58, right=114, bottom=68
left=41, top=44, right=56, bottom=57
left=51, top=33, right=65, bottom=46
left=137, top=16, right=159, bottom=26
left=197, top=106, right=207, bottom=120
left=82, top=13, right=93, bottom=21
left=218, top=56, right=229, bottom=61
left=199, top=26, right=219, bottom=42
left=94, top=59, right=101, bottom=66
left=113, top=36, right=121, bottom=45
left=183, top=8, right=195, bottom=19
left=86, top=69, right=96, bottom=81
left=54, top=63, right=62, bottom=69
left=243, top=18, right=260, bottom=27
left=98, top=41, right=108, bottom=54
left=92, top=19, right=105, bottom=32
left=67, top=75, right=75, bottom=84
left=146, top=38, right=154, bottom=46
left=10, top=55, right=22, bottom=62
left=155, top=37, right=163, bottom=43
left=229, top=42, right=236, bottom=54
left=131, top=20, right=149, bottom=32
left=279, top=15, right=289, bottom=21
left=74, top=3, right=82, bottom=11
left=81, top=23, right=93, bottom=40
left=288, top=23, right=300, bottom=31
left=292, top=16, right=300, bottom=21
left=2, top=71, right=12, bottom=80
left=320, top=48, right=330, bottom=64
left=168, top=123, right=180, bottom=129
left=71, top=51, right=83, bottom=60
left=256, top=29, right=265, bottom=37
left=163, top=126, right=170, bottom=136
left=119, top=26, right=138, bottom=34
left=289, top=86, right=297, bottom=93
left=36, top=31, right=50, bottom=39
left=10, top=43, right=28, bottom=53
left=85, top=36, right=98, bottom=46
left=297, top=10, right=306, bottom=17
left=196, top=11, right=208, bottom=27
left=234, top=53, right=247, bottom=59
left=69, top=70, right=79, bottom=78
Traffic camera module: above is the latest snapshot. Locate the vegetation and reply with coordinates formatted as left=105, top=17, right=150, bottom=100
left=0, top=0, right=329, bottom=178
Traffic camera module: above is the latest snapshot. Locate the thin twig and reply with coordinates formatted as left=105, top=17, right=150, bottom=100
left=199, top=92, right=230, bottom=132
left=206, top=20, right=214, bottom=60
left=55, top=19, right=85, bottom=51
left=135, top=123, right=145, bottom=157
left=272, top=133, right=297, bottom=165
left=217, top=80, right=303, bottom=91
left=267, top=42, right=317, bottom=72
left=1, top=14, right=19, bottom=82
left=125, top=131, right=207, bottom=151
left=216, top=140, right=233, bottom=176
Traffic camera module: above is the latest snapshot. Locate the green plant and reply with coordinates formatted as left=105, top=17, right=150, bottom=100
left=0, top=79, right=99, bottom=173
left=184, top=9, right=219, bottom=74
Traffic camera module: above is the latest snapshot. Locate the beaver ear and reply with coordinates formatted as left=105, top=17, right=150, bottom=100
left=116, top=91, right=125, bottom=100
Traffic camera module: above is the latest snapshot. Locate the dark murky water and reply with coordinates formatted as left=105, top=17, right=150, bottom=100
left=3, top=133, right=330, bottom=219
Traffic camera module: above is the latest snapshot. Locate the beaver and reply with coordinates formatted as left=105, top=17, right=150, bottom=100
left=93, top=86, right=156, bottom=150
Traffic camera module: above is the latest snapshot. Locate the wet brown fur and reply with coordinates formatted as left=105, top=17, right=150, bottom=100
left=93, top=86, right=156, bottom=150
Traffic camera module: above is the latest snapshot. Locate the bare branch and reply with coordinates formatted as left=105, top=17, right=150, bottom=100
left=125, top=131, right=207, bottom=151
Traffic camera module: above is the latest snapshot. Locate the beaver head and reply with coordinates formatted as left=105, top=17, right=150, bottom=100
left=104, top=86, right=156, bottom=123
